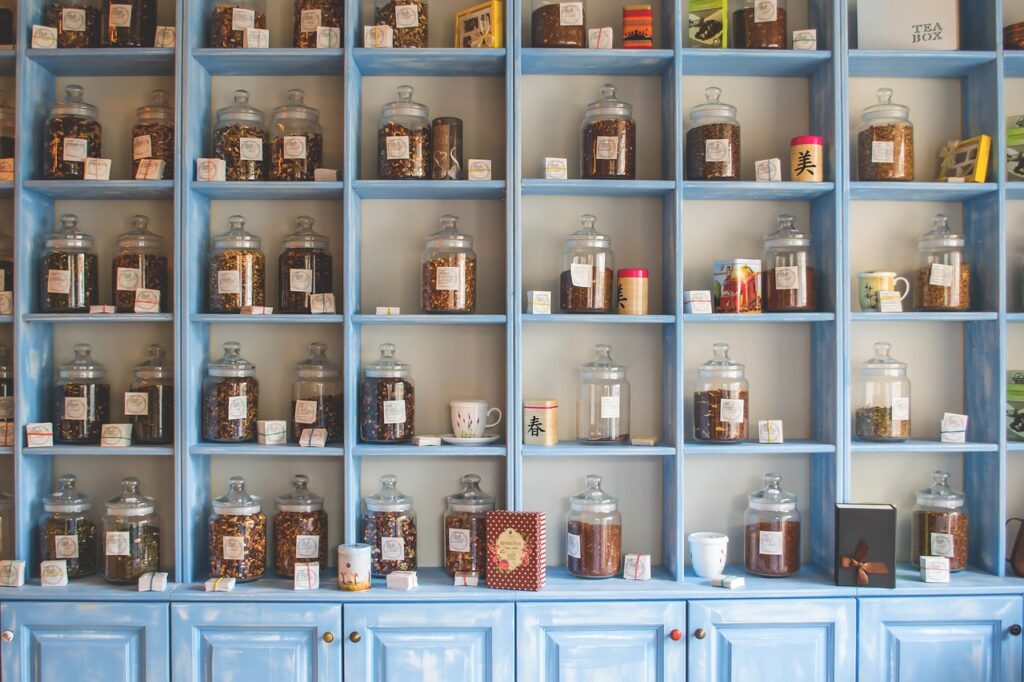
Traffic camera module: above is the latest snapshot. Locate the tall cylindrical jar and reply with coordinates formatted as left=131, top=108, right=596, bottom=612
left=444, top=474, right=494, bottom=576
left=274, top=474, right=328, bottom=577
left=213, top=90, right=268, bottom=181
left=733, top=0, right=787, bottom=48
left=209, top=476, right=266, bottom=581
left=431, top=117, right=463, bottom=180
left=279, top=216, right=332, bottom=314
left=40, top=214, right=98, bottom=313
left=101, top=0, right=156, bottom=46
left=202, top=342, right=258, bottom=442
left=129, top=344, right=173, bottom=445
left=855, top=342, right=910, bottom=441
left=270, top=89, right=323, bottom=181
left=686, top=86, right=740, bottom=180
left=531, top=0, right=586, bottom=47
left=911, top=470, right=968, bottom=571
left=421, top=214, right=476, bottom=313
left=291, top=342, right=341, bottom=443
left=209, top=0, right=266, bottom=47
left=745, top=473, right=800, bottom=577
left=577, top=344, right=630, bottom=444
left=581, top=84, right=636, bottom=179
left=54, top=343, right=109, bottom=444
left=560, top=214, right=614, bottom=313
left=363, top=474, right=417, bottom=576
left=359, top=343, right=414, bottom=443
left=44, top=84, right=101, bottom=179
left=914, top=214, right=969, bottom=311
left=567, top=474, right=622, bottom=578
left=763, top=214, right=815, bottom=312
left=113, top=215, right=168, bottom=313
left=45, top=0, right=101, bottom=47
left=693, top=343, right=748, bottom=442
left=40, top=474, right=98, bottom=578
left=378, top=85, right=430, bottom=179
left=132, top=89, right=174, bottom=179
left=374, top=0, right=427, bottom=47
left=858, top=87, right=914, bottom=181
left=102, top=477, right=160, bottom=583
left=207, top=215, right=265, bottom=313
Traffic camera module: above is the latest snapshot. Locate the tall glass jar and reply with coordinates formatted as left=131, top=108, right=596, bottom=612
left=0, top=346, right=11, bottom=443
left=0, top=227, right=11, bottom=298
left=40, top=474, right=97, bottom=578
left=45, top=84, right=101, bottom=179
left=378, top=85, right=430, bottom=180
left=745, top=473, right=800, bottom=577
left=274, top=474, right=328, bottom=577
left=363, top=474, right=417, bottom=576
left=209, top=0, right=266, bottom=47
left=269, top=90, right=323, bottom=181
left=45, top=0, right=101, bottom=47
left=40, top=214, right=98, bottom=313
left=914, top=214, right=969, bottom=311
left=858, top=87, right=914, bottom=181
left=0, top=492, right=11, bottom=561
left=214, top=90, right=267, bottom=181
left=581, top=84, right=635, bottom=180
left=202, top=341, right=258, bottom=442
left=291, top=342, right=341, bottom=443
left=567, top=474, right=621, bottom=578
left=279, top=216, right=332, bottom=314
left=113, top=215, right=168, bottom=313
left=531, top=0, right=585, bottom=47
left=560, top=214, right=614, bottom=313
left=912, top=470, right=968, bottom=572
left=54, top=343, right=109, bottom=444
left=373, top=0, right=427, bottom=47
left=359, top=343, right=414, bottom=443
left=209, top=476, right=266, bottom=581
left=763, top=214, right=815, bottom=312
left=444, top=473, right=494, bottom=576
left=129, top=344, right=173, bottom=445
left=0, top=91, right=14, bottom=159
left=101, top=0, right=156, bottom=46
left=102, top=477, right=160, bottom=583
left=421, top=214, right=476, bottom=313
left=693, top=343, right=748, bottom=442
left=132, top=89, right=174, bottom=180
left=294, top=0, right=342, bottom=47
left=578, top=344, right=630, bottom=444
left=686, top=86, right=740, bottom=180
left=855, top=342, right=910, bottom=442
left=207, top=215, right=265, bottom=313
left=733, top=0, right=786, bottom=48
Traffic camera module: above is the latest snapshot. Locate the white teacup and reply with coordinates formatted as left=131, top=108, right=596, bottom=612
left=451, top=400, right=502, bottom=438
left=688, top=532, right=729, bottom=579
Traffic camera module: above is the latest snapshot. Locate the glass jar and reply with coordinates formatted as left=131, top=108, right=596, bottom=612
left=686, top=86, right=740, bottom=181
left=421, top=214, right=476, bottom=313
left=577, top=344, right=630, bottom=444
left=912, top=470, right=968, bottom=571
left=567, top=474, right=622, bottom=578
left=359, top=343, right=414, bottom=443
left=532, top=0, right=585, bottom=47
left=132, top=89, right=174, bottom=180
left=763, top=214, right=815, bottom=312
left=693, top=342, right=748, bottom=442
left=274, top=474, right=328, bottom=577
left=129, top=344, right=173, bottom=445
left=858, top=87, right=914, bottom=181
left=745, top=473, right=800, bottom=577
left=207, top=214, right=265, bottom=313
left=378, top=85, right=430, bottom=180
left=914, top=214, right=969, bottom=311
left=113, top=214, right=168, bottom=313
left=101, top=0, right=156, bottom=46
left=855, top=342, right=910, bottom=441
left=279, top=216, right=332, bottom=314
left=294, top=0, right=342, bottom=47
left=209, top=476, right=266, bottom=581
left=444, top=473, right=494, bottom=576
left=0, top=227, right=10, bottom=297
left=40, top=214, right=98, bottom=313
left=0, top=91, right=14, bottom=159
left=373, top=0, right=427, bottom=48
left=291, top=342, right=342, bottom=443
left=0, top=346, right=11, bottom=442
left=269, top=89, right=323, bottom=181
left=210, top=0, right=266, bottom=47
left=45, top=0, right=101, bottom=47
left=44, top=84, right=101, bottom=179
left=363, top=474, right=417, bottom=577
left=0, top=492, right=12, bottom=561
left=214, top=90, right=268, bottom=181
left=733, top=0, right=786, bottom=48
left=202, top=341, right=258, bottom=442
left=54, top=343, right=110, bottom=444
left=581, top=84, right=636, bottom=180
left=41, top=474, right=97, bottom=578
left=102, top=477, right=160, bottom=583
left=560, top=214, right=614, bottom=313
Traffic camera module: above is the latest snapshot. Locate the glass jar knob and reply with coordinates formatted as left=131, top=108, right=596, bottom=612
left=397, top=85, right=414, bottom=102
left=704, top=86, right=722, bottom=104
left=287, top=88, right=305, bottom=105
left=232, top=89, right=251, bottom=106
left=875, top=87, right=894, bottom=105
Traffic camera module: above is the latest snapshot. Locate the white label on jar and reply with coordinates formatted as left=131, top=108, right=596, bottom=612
left=435, top=266, right=460, bottom=291
left=705, top=138, right=730, bottom=163
left=381, top=536, right=405, bottom=561
left=386, top=135, right=410, bottom=160
left=47, top=269, right=71, bottom=294
left=62, top=138, right=88, bottom=162
left=600, top=395, right=620, bottom=419
left=61, top=7, right=86, bottom=30
left=283, top=135, right=307, bottom=160
left=295, top=535, right=319, bottom=558
left=294, top=399, right=318, bottom=424
left=133, top=135, right=153, bottom=160
left=720, top=398, right=745, bottom=423
left=109, top=4, right=132, bottom=27
left=931, top=532, right=955, bottom=558
left=124, top=391, right=149, bottom=416
left=64, top=396, right=87, bottom=421
left=105, top=531, right=130, bottom=556
left=595, top=136, right=619, bottom=160
left=117, top=267, right=141, bottom=291
left=559, top=2, right=583, bottom=26
left=871, top=140, right=894, bottom=163
left=231, top=8, right=255, bottom=31
left=891, top=397, right=910, bottom=421
left=290, top=268, right=313, bottom=293
left=222, top=536, right=244, bottom=560
left=239, top=137, right=263, bottom=161
left=759, top=530, right=783, bottom=555
left=227, top=395, right=247, bottom=420
left=394, top=4, right=419, bottom=28
left=754, top=0, right=777, bottom=22
left=570, top=262, right=593, bottom=287
left=774, top=266, right=799, bottom=290
left=0, top=397, right=12, bottom=419
left=448, top=527, right=471, bottom=553
left=929, top=263, right=954, bottom=287
left=134, top=289, right=160, bottom=312
left=55, top=534, right=79, bottom=558
left=300, top=8, right=321, bottom=31
left=217, top=270, right=241, bottom=294
left=383, top=400, right=407, bottom=425
left=567, top=532, right=581, bottom=559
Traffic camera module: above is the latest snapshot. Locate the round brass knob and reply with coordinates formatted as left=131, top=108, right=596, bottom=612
left=1011, top=625, right=1022, bottom=637
left=1, top=630, right=12, bottom=643
left=694, top=628, right=707, bottom=640
left=349, top=631, right=362, bottom=643
left=322, top=632, right=335, bottom=643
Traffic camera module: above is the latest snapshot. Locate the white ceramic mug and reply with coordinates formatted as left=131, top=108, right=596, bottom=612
left=688, top=531, right=729, bottom=579
left=451, top=400, right=502, bottom=438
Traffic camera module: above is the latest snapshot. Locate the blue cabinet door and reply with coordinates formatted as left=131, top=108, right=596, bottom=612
left=688, top=598, right=856, bottom=682
left=859, top=595, right=1023, bottom=682
left=172, top=603, right=342, bottom=682
left=1, top=601, right=169, bottom=682
left=344, top=602, right=514, bottom=682
left=517, top=601, right=687, bottom=682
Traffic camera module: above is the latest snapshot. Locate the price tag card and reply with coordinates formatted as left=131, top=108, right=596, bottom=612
left=313, top=168, right=337, bottom=181
left=467, top=159, right=492, bottom=180
left=364, top=25, right=394, bottom=47
left=40, top=560, right=68, bottom=587
left=25, top=423, right=54, bottom=448
left=196, top=158, right=226, bottom=181
left=310, top=293, right=336, bottom=314
left=135, top=158, right=166, bottom=180
left=84, top=158, right=112, bottom=180
left=877, top=290, right=903, bottom=313
left=299, top=428, right=328, bottom=448
left=755, top=158, right=782, bottom=182
left=375, top=306, right=400, bottom=315
left=527, top=290, right=551, bottom=315
left=89, top=304, right=116, bottom=314
left=100, top=424, right=133, bottom=448
left=793, top=28, right=816, bottom=50
left=587, top=27, right=613, bottom=48
left=240, top=305, right=273, bottom=315
left=256, top=420, right=288, bottom=445
left=204, top=577, right=236, bottom=591
left=243, top=28, right=269, bottom=47
left=294, top=562, right=320, bottom=590
left=316, top=26, right=340, bottom=47
left=623, top=553, right=651, bottom=581
left=0, top=158, right=13, bottom=181
left=758, top=420, right=784, bottom=444
left=543, top=157, right=568, bottom=179
left=453, top=571, right=479, bottom=586
left=154, top=25, right=175, bottom=47
left=30, top=25, right=58, bottom=48
left=0, top=560, right=25, bottom=587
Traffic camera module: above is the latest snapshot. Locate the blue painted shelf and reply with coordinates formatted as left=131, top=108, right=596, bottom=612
left=353, top=48, right=506, bottom=76
left=1009, top=442, right=1024, bottom=452
left=24, top=313, right=175, bottom=323
left=190, top=444, right=344, bottom=457
left=1006, top=183, right=1024, bottom=200
left=680, top=48, right=831, bottom=77
left=849, top=182, right=997, bottom=201
left=523, top=314, right=674, bottom=324
left=521, top=443, right=675, bottom=457
left=191, top=48, right=344, bottom=75
left=26, top=48, right=175, bottom=76
left=351, top=314, right=506, bottom=325
left=850, top=440, right=999, bottom=453
left=848, top=50, right=996, bottom=77
left=1008, top=313, right=1024, bottom=323
left=684, top=440, right=836, bottom=455
left=353, top=180, right=505, bottom=200
left=189, top=314, right=344, bottom=324
left=22, top=180, right=174, bottom=199
left=681, top=181, right=834, bottom=200
left=23, top=445, right=174, bottom=456
left=1005, top=51, right=1024, bottom=77
left=521, top=48, right=674, bottom=75
left=0, top=447, right=12, bottom=455
left=0, top=181, right=11, bottom=197
left=0, top=49, right=13, bottom=75
left=352, top=444, right=506, bottom=457
left=850, top=312, right=998, bottom=322
left=683, top=313, right=834, bottom=323
left=522, top=178, right=673, bottom=196
left=190, top=181, right=343, bottom=199
left=0, top=315, right=12, bottom=324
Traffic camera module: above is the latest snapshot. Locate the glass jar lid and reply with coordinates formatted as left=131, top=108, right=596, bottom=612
left=365, top=474, right=413, bottom=512
left=213, top=476, right=261, bottom=515
left=137, top=89, right=173, bottom=122
left=916, top=470, right=965, bottom=509
left=44, top=474, right=91, bottom=513
left=276, top=474, right=324, bottom=512
left=565, top=214, right=611, bottom=250
left=381, top=85, right=428, bottom=120
left=214, top=215, right=261, bottom=250
left=860, top=341, right=907, bottom=377
left=363, top=343, right=410, bottom=379
left=861, top=87, right=910, bottom=123
left=0, top=344, right=11, bottom=380
left=281, top=215, right=328, bottom=250
left=272, top=89, right=319, bottom=122
left=295, top=342, right=339, bottom=381
left=698, top=342, right=744, bottom=379
left=50, top=84, right=98, bottom=119
left=207, top=341, right=255, bottom=378
left=135, top=344, right=172, bottom=380
left=105, top=476, right=155, bottom=516
left=117, top=214, right=164, bottom=252
left=918, top=214, right=964, bottom=250
left=570, top=474, right=618, bottom=512
left=748, top=473, right=797, bottom=512
left=447, top=473, right=495, bottom=512
left=689, top=86, right=737, bottom=123
left=425, top=214, right=472, bottom=250
left=585, top=84, right=632, bottom=120
left=580, top=344, right=627, bottom=381
left=45, top=214, right=94, bottom=251
left=764, top=214, right=810, bottom=249
left=216, top=89, right=265, bottom=127
left=59, top=343, right=106, bottom=380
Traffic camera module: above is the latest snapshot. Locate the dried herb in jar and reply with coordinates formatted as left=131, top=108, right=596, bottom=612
left=290, top=394, right=341, bottom=442
left=582, top=118, right=636, bottom=179
left=732, top=6, right=786, bottom=49
left=113, top=253, right=168, bottom=312
left=858, top=123, right=913, bottom=181
left=270, top=132, right=323, bottom=181
left=422, top=255, right=476, bottom=312
left=207, top=249, right=265, bottom=313
left=42, top=515, right=98, bottom=577
left=209, top=512, right=266, bottom=580
left=274, top=508, right=327, bottom=577
left=101, top=0, right=157, bottom=47
left=210, top=3, right=267, bottom=47
left=378, top=122, right=430, bottom=179
left=214, top=124, right=268, bottom=181
left=202, top=376, right=258, bottom=442
left=54, top=381, right=110, bottom=444
left=375, top=0, right=427, bottom=48
left=44, top=3, right=102, bottom=47
left=278, top=247, right=332, bottom=313
left=567, top=519, right=621, bottom=578
left=40, top=251, right=98, bottom=312
left=531, top=3, right=585, bottom=48
left=130, top=383, right=173, bottom=444
left=855, top=405, right=909, bottom=441
left=104, top=524, right=160, bottom=582
left=693, top=388, right=748, bottom=442
left=745, top=519, right=799, bottom=577
left=765, top=266, right=816, bottom=312
left=132, top=121, right=174, bottom=179
left=363, top=510, right=417, bottom=576
left=686, top=123, right=740, bottom=180
left=560, top=266, right=613, bottom=312
left=444, top=511, right=487, bottom=576
left=45, top=115, right=102, bottom=179
left=914, top=264, right=970, bottom=311
left=294, top=0, right=342, bottom=47
left=359, top=377, right=414, bottom=442
left=912, top=509, right=968, bottom=571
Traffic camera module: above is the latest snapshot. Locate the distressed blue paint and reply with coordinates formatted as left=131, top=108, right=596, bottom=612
left=25, top=48, right=175, bottom=76
left=353, top=48, right=506, bottom=76
left=521, top=48, right=674, bottom=75
left=681, top=49, right=831, bottom=76
left=191, top=48, right=344, bottom=76
left=848, top=50, right=996, bottom=77
left=849, top=182, right=997, bottom=201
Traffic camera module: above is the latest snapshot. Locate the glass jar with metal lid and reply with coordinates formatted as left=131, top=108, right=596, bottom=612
left=101, top=0, right=156, bottom=47
left=560, top=214, right=614, bottom=313
left=378, top=85, right=430, bottom=180
left=914, top=214, right=969, bottom=311
left=763, top=214, right=815, bottom=312
left=444, top=473, right=494, bottom=576
left=359, top=343, right=414, bottom=443
left=745, top=473, right=800, bottom=577
left=269, top=89, right=323, bottom=181
left=0, top=492, right=12, bottom=561
left=44, top=0, right=100, bottom=47
left=858, top=87, right=914, bottom=181
left=733, top=0, right=787, bottom=48
left=421, top=214, right=476, bottom=313
left=129, top=344, right=173, bottom=445
left=45, top=84, right=101, bottom=179
left=577, top=344, right=630, bottom=444
left=202, top=341, right=258, bottom=442
left=291, top=342, right=341, bottom=443
left=0, top=346, right=11, bottom=442
left=209, top=476, right=266, bottom=581
left=132, top=89, right=174, bottom=180
left=113, top=214, right=168, bottom=313
left=363, top=474, right=417, bottom=577
left=40, top=474, right=98, bottom=578
left=855, top=341, right=910, bottom=442
left=0, top=90, right=14, bottom=160
left=213, top=90, right=268, bottom=181
left=531, top=0, right=586, bottom=47
left=274, top=474, right=328, bottom=577
left=209, top=0, right=266, bottom=47
left=279, top=215, right=332, bottom=314
left=293, top=0, right=342, bottom=47
left=912, top=470, right=968, bottom=571
left=207, top=214, right=265, bottom=313
left=686, top=86, right=740, bottom=180
left=693, top=342, right=748, bottom=442
left=567, top=474, right=621, bottom=578
left=54, top=343, right=110, bottom=444
left=102, top=477, right=160, bottom=583
left=582, top=84, right=636, bottom=179
left=373, top=0, right=427, bottom=47
left=40, top=213, right=98, bottom=313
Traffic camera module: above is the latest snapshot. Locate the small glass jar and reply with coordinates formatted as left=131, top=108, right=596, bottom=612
left=54, top=343, right=110, bottom=444
left=274, top=474, right=328, bottom=577
left=855, top=342, right=910, bottom=441
left=41, top=474, right=98, bottom=578
left=45, top=0, right=101, bottom=47
left=279, top=216, right=332, bottom=314
left=269, top=90, right=323, bottom=181
left=40, top=214, right=98, bottom=313
left=202, top=341, right=258, bottom=442
left=373, top=0, right=427, bottom=48
left=291, top=342, right=341, bottom=443
left=102, top=477, right=160, bottom=583
left=214, top=90, right=268, bottom=181
left=745, top=473, right=801, bottom=577
left=421, top=214, right=476, bottom=313
left=112, top=215, right=168, bottom=313
left=207, top=215, right=265, bottom=313
left=0, top=346, right=12, bottom=442
left=0, top=91, right=14, bottom=160
left=693, top=342, right=748, bottom=443
left=44, top=84, right=101, bottom=179
left=686, top=86, right=740, bottom=181
left=210, top=0, right=266, bottom=47
left=567, top=474, right=622, bottom=578
left=914, top=214, right=969, bottom=312
left=733, top=0, right=786, bottom=48
left=294, top=0, right=342, bottom=47
left=560, top=214, right=614, bottom=313
left=763, top=214, right=815, bottom=312
left=378, top=85, right=430, bottom=180
left=858, top=88, right=914, bottom=181
left=532, top=0, right=586, bottom=47
left=101, top=0, right=156, bottom=46
left=0, top=227, right=10, bottom=297
left=581, top=84, right=636, bottom=180
left=0, top=492, right=12, bottom=561
left=132, top=89, right=174, bottom=180
left=363, top=474, right=417, bottom=577
left=444, top=474, right=494, bottom=577
left=129, top=344, right=173, bottom=445
left=912, top=470, right=968, bottom=571
left=577, top=344, right=630, bottom=444
left=359, top=343, right=414, bottom=443
left=209, top=476, right=266, bottom=581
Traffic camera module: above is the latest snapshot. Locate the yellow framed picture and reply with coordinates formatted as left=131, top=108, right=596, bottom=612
left=455, top=0, right=503, bottom=48
left=939, top=134, right=991, bottom=183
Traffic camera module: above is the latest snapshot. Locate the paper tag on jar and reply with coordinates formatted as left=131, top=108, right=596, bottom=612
left=316, top=26, right=340, bottom=47
left=109, top=4, right=132, bottom=27
left=435, top=266, right=460, bottom=291
left=758, top=530, right=783, bottom=555
left=227, top=395, right=247, bottom=421
left=383, top=400, right=407, bottom=425
left=295, top=535, right=320, bottom=558
left=386, top=136, right=410, bottom=160
left=290, top=268, right=313, bottom=293
left=134, top=289, right=160, bottom=313
left=232, top=7, right=255, bottom=30
left=30, top=25, right=58, bottom=48
left=101, top=424, right=132, bottom=447
left=40, top=560, right=68, bottom=587
left=197, top=158, right=226, bottom=181
left=544, top=157, right=568, bottom=179
left=567, top=532, right=581, bottom=559
left=54, top=535, right=79, bottom=559
left=467, top=159, right=492, bottom=180
left=64, top=397, right=88, bottom=421
left=133, top=135, right=153, bottom=160
left=116, top=267, right=141, bottom=291
left=105, top=531, right=131, bottom=556
left=300, top=8, right=321, bottom=31
left=364, top=25, right=394, bottom=47
left=758, top=420, right=784, bottom=444
left=871, top=140, right=894, bottom=163
left=243, top=27, right=269, bottom=47
left=283, top=136, right=307, bottom=160
left=135, top=159, right=166, bottom=180
left=310, top=293, right=336, bottom=314
left=294, top=562, right=319, bottom=590
left=63, top=138, right=88, bottom=162
left=47, top=269, right=71, bottom=294
left=299, top=428, right=327, bottom=447
left=930, top=532, right=955, bottom=557
left=84, top=158, right=111, bottom=180
left=941, top=412, right=968, bottom=432
left=448, top=527, right=471, bottom=553
left=218, top=270, right=241, bottom=294
left=154, top=26, right=175, bottom=47
left=381, top=536, right=405, bottom=561
left=774, top=266, right=799, bottom=290
left=239, top=137, right=264, bottom=161
left=62, top=7, right=86, bottom=30
left=26, top=423, right=54, bottom=447
left=294, top=399, right=318, bottom=425
left=720, top=398, right=745, bottom=423
left=559, top=1, right=583, bottom=26
left=754, top=0, right=777, bottom=22
left=124, top=392, right=149, bottom=416
left=755, top=158, right=782, bottom=182
left=705, top=139, right=731, bottom=163
left=570, top=263, right=593, bottom=287
left=222, top=536, right=245, bottom=560
left=929, top=263, right=954, bottom=287
left=595, top=136, right=619, bottom=160
left=395, top=3, right=419, bottom=28
left=891, top=397, right=910, bottom=421
left=600, top=395, right=620, bottom=419
left=587, top=27, right=613, bottom=49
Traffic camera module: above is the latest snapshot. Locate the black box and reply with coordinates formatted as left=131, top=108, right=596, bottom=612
left=834, top=504, right=896, bottom=588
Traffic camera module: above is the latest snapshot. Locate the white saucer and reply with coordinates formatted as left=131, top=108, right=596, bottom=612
left=441, top=434, right=501, bottom=445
